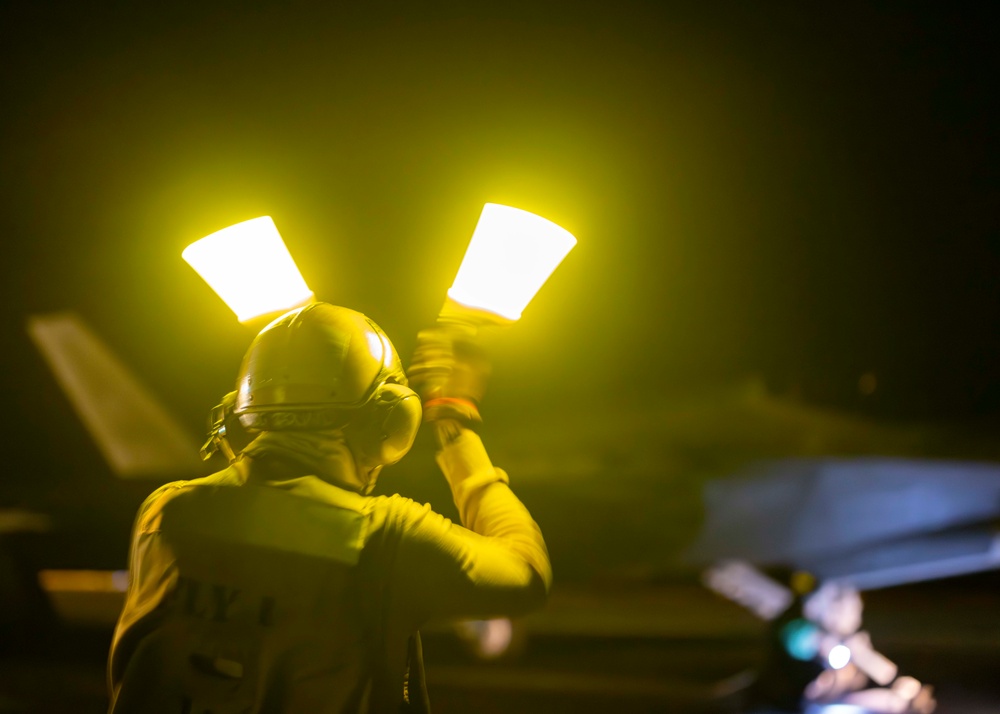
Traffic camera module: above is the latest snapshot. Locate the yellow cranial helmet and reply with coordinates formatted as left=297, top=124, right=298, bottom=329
left=234, top=303, right=421, bottom=469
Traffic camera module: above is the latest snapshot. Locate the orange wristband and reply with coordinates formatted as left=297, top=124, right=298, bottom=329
left=423, top=397, right=478, bottom=411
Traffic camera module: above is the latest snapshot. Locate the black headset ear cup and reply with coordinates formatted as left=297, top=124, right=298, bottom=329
left=353, top=382, right=422, bottom=468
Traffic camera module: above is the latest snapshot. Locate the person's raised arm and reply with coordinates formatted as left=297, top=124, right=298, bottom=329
left=390, top=326, right=551, bottom=625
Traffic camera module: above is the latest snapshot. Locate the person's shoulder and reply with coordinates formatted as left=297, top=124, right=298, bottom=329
left=367, top=492, right=429, bottom=513
left=366, top=493, right=448, bottom=532
left=135, top=465, right=243, bottom=523
left=149, top=466, right=241, bottom=498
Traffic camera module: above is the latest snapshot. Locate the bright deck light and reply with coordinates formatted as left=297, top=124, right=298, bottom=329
left=827, top=644, right=852, bottom=670
left=447, top=204, right=576, bottom=321
left=182, top=216, right=314, bottom=323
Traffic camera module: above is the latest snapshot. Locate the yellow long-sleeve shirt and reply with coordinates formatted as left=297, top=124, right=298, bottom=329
left=108, top=430, right=550, bottom=713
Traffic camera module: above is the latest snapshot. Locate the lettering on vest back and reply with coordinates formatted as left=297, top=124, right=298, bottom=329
left=173, top=576, right=274, bottom=627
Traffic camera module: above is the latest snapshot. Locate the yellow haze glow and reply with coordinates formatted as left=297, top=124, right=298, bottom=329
left=182, top=216, right=314, bottom=323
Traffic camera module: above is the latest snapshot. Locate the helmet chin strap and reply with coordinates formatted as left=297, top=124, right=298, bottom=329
left=346, top=442, right=384, bottom=495
left=360, top=465, right=383, bottom=496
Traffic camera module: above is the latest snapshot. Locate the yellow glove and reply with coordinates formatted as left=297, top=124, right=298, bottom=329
left=408, top=325, right=491, bottom=425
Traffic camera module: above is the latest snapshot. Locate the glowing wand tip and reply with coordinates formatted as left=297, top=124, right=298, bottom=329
left=446, top=204, right=576, bottom=323
left=182, top=216, right=314, bottom=323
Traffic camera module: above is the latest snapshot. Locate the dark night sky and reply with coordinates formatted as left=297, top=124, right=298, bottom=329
left=1, top=0, right=998, bottom=460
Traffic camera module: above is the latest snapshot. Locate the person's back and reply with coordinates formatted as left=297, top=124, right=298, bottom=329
left=111, top=462, right=378, bottom=713
left=108, top=304, right=551, bottom=713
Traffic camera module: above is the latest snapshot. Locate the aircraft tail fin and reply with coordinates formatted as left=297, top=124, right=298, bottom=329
left=27, top=312, right=207, bottom=480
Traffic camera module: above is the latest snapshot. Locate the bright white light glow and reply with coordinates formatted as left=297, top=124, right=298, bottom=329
left=828, top=644, right=852, bottom=670
left=457, top=618, right=514, bottom=659
left=448, top=204, right=576, bottom=321
left=892, top=676, right=922, bottom=701
left=806, top=706, right=868, bottom=714
left=845, top=631, right=898, bottom=685
left=182, top=216, right=314, bottom=323
left=365, top=330, right=384, bottom=362
left=704, top=560, right=794, bottom=621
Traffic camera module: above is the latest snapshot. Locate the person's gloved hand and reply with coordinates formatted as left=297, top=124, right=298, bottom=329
left=408, top=324, right=491, bottom=426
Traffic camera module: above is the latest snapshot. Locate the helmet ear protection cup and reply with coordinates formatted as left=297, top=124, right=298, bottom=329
left=346, top=382, right=422, bottom=470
